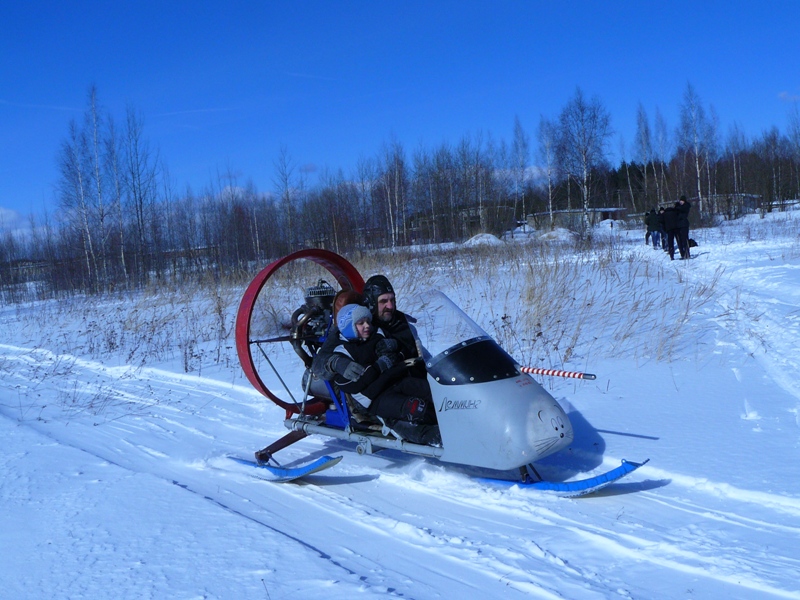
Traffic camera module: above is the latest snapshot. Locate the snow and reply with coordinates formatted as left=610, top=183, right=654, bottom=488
left=3, top=213, right=800, bottom=599
left=464, top=233, right=504, bottom=247
left=537, top=227, right=578, bottom=243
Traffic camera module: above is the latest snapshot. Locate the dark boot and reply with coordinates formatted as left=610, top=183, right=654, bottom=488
left=418, top=424, right=442, bottom=446
left=388, top=421, right=441, bottom=446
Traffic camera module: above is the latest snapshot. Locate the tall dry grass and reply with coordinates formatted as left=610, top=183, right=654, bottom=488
left=338, top=239, right=723, bottom=370
left=2, top=233, right=726, bottom=394
left=4, top=275, right=240, bottom=376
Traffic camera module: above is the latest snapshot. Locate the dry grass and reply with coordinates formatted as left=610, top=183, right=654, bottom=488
left=6, top=277, right=239, bottom=376
left=3, top=234, right=726, bottom=390
left=335, top=239, right=724, bottom=369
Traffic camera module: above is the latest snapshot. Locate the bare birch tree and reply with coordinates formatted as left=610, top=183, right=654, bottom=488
left=704, top=106, right=721, bottom=211
left=557, top=87, right=612, bottom=233
left=412, top=146, right=438, bottom=244
left=512, top=116, right=530, bottom=233
left=634, top=103, right=656, bottom=205
left=355, top=156, right=377, bottom=247
left=677, top=83, right=708, bottom=211
left=537, top=116, right=558, bottom=230
left=378, top=141, right=408, bottom=247
left=104, top=116, right=128, bottom=288
left=123, top=105, right=159, bottom=283
left=619, top=135, right=637, bottom=212
left=58, top=118, right=98, bottom=289
left=84, top=86, right=112, bottom=288
left=723, top=123, right=747, bottom=217
left=272, top=145, right=296, bottom=253
left=654, top=108, right=670, bottom=203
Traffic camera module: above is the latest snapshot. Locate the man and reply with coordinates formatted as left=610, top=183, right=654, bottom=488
left=662, top=204, right=679, bottom=260
left=361, top=275, right=423, bottom=366
left=645, top=209, right=661, bottom=249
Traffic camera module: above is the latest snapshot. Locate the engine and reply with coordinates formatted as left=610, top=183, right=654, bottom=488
left=290, top=279, right=336, bottom=366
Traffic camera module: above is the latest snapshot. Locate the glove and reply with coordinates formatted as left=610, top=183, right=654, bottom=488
left=343, top=361, right=366, bottom=380
left=329, top=355, right=366, bottom=381
left=375, top=337, right=398, bottom=356
left=375, top=353, right=399, bottom=373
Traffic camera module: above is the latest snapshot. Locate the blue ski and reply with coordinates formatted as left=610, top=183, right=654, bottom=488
left=228, top=455, right=343, bottom=483
left=526, top=459, right=649, bottom=497
left=483, top=459, right=650, bottom=497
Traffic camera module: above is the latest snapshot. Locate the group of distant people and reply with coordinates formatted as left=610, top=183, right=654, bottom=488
left=644, top=195, right=692, bottom=260
left=310, top=275, right=441, bottom=446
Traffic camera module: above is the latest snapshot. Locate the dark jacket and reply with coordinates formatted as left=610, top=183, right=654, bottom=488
left=311, top=325, right=343, bottom=380
left=377, top=310, right=428, bottom=379
left=377, top=310, right=419, bottom=359
left=675, top=199, right=691, bottom=228
left=331, top=332, right=409, bottom=408
left=644, top=210, right=660, bottom=232
left=662, top=206, right=679, bottom=231
left=311, top=309, right=422, bottom=381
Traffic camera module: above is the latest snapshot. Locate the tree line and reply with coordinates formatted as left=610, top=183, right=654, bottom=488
left=2, top=83, right=800, bottom=301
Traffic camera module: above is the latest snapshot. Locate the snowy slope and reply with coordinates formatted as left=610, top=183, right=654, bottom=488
left=2, top=214, right=800, bottom=599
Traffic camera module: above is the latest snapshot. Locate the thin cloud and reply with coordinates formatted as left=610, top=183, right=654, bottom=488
left=778, top=91, right=800, bottom=102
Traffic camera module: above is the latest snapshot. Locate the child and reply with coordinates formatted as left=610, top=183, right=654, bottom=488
left=330, top=304, right=440, bottom=445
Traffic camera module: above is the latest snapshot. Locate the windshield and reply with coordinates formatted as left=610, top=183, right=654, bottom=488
left=403, top=290, right=520, bottom=385
left=404, top=290, right=487, bottom=359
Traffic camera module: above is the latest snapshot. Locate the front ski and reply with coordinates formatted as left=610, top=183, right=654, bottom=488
left=526, top=458, right=649, bottom=497
left=483, top=459, right=649, bottom=498
left=228, top=455, right=343, bottom=483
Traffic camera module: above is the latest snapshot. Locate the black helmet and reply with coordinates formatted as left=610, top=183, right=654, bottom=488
left=363, top=275, right=394, bottom=313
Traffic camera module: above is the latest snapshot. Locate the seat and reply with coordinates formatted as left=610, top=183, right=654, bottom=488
left=301, top=369, right=381, bottom=429
left=301, top=367, right=333, bottom=401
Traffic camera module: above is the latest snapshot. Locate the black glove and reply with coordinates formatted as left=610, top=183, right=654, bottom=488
left=329, top=355, right=366, bottom=381
left=375, top=337, right=398, bottom=356
left=343, top=361, right=366, bottom=380
left=375, top=353, right=399, bottom=373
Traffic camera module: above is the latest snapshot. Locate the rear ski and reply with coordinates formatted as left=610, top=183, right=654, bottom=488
left=229, top=455, right=343, bottom=483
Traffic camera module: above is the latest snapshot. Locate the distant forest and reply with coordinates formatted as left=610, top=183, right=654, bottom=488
left=2, top=83, right=800, bottom=300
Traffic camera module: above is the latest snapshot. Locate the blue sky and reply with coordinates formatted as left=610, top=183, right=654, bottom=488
left=2, top=1, right=799, bottom=229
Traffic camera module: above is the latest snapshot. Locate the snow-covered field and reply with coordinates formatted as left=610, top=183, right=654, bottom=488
left=2, top=214, right=800, bottom=599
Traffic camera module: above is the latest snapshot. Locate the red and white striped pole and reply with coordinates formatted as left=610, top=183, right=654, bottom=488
left=520, top=366, right=596, bottom=380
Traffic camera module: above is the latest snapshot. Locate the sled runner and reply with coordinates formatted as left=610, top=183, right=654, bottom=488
left=228, top=455, right=343, bottom=483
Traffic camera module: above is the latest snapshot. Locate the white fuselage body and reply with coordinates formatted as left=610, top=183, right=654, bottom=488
left=431, top=372, right=573, bottom=471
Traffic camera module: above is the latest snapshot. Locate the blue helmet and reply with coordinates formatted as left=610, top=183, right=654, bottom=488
left=337, top=304, right=372, bottom=340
